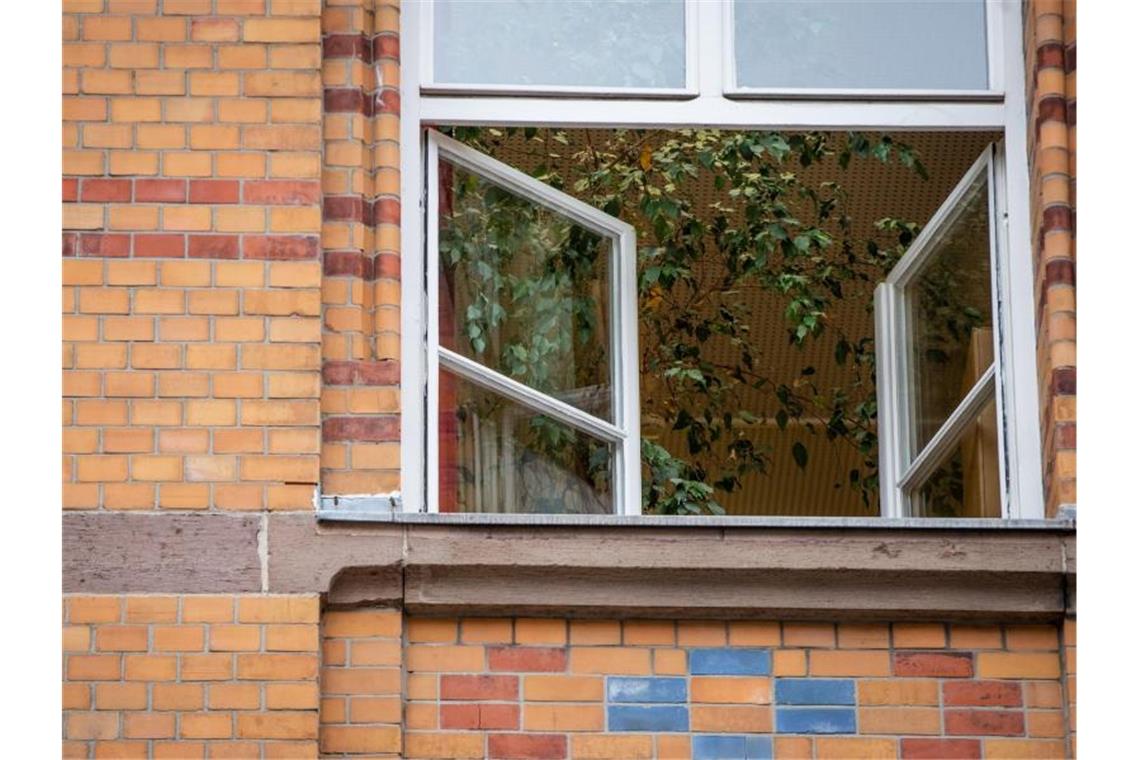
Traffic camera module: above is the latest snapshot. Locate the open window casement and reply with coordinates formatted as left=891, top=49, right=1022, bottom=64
left=425, top=131, right=641, bottom=515
left=875, top=144, right=1013, bottom=519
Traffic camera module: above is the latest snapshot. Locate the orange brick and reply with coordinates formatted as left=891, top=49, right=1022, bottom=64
left=816, top=738, right=897, bottom=760
left=406, top=645, right=485, bottom=673
left=66, top=712, right=119, bottom=741
left=524, top=675, right=603, bottom=702
left=95, top=625, right=149, bottom=651
left=677, top=621, right=727, bottom=646
left=810, top=650, right=891, bottom=677
left=977, top=652, right=1062, bottom=679
left=691, top=705, right=772, bottom=732
left=892, top=623, right=946, bottom=648
left=404, top=732, right=485, bottom=759
left=838, top=623, right=891, bottom=649
left=772, top=649, right=807, bottom=677
left=95, top=682, right=148, bottom=710
left=210, top=624, right=262, bottom=652
left=859, top=707, right=941, bottom=735
left=180, top=712, right=233, bottom=740
left=570, top=647, right=651, bottom=675
left=152, top=683, right=203, bottom=711
left=63, top=625, right=91, bottom=652
left=266, top=624, right=319, bottom=652
left=570, top=620, right=621, bottom=645
left=124, top=712, right=175, bottom=739
left=237, top=712, right=318, bottom=740
left=181, top=653, right=233, bottom=681
left=981, top=739, right=1066, bottom=759
left=406, top=674, right=437, bottom=701
left=124, top=654, right=177, bottom=681
left=460, top=618, right=513, bottom=644
left=209, top=683, right=261, bottom=710
left=691, top=677, right=770, bottom=704
left=348, top=639, right=400, bottom=666
left=153, top=625, right=205, bottom=652
left=774, top=737, right=813, bottom=760
left=63, top=683, right=91, bottom=711
left=784, top=622, right=836, bottom=648
left=243, top=18, right=320, bottom=43
left=1006, top=625, right=1060, bottom=651
left=727, top=621, right=780, bottom=646
left=266, top=683, right=320, bottom=710
left=69, top=597, right=122, bottom=624
left=858, top=679, right=940, bottom=706
left=68, top=654, right=122, bottom=680
left=238, top=596, right=320, bottom=624
left=524, top=704, right=604, bottom=732
left=572, top=735, right=654, bottom=760
left=159, top=483, right=210, bottom=510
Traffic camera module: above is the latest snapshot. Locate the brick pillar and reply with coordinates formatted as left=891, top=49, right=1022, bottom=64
left=1027, top=0, right=1077, bottom=517
left=320, top=0, right=402, bottom=496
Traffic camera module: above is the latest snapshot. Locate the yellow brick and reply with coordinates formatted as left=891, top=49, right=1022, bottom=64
left=219, top=44, right=267, bottom=69
left=216, top=206, right=265, bottom=232
left=163, top=151, right=213, bottom=177
left=460, top=618, right=513, bottom=644
left=218, top=152, right=267, bottom=177
left=109, top=151, right=160, bottom=176
left=63, top=204, right=103, bottom=230
left=892, top=623, right=946, bottom=649
left=243, top=18, right=320, bottom=43
left=111, top=97, right=162, bottom=122
left=164, top=44, right=214, bottom=68
left=691, top=705, right=771, bottom=732
left=137, top=125, right=186, bottom=150
left=405, top=645, right=484, bottom=672
left=810, top=650, right=891, bottom=677
left=138, top=17, right=187, bottom=41
left=269, top=206, right=320, bottom=233
left=977, top=652, right=1062, bottom=679
left=572, top=735, right=654, bottom=759
left=109, top=43, right=160, bottom=68
left=135, top=71, right=186, bottom=96
left=691, top=677, right=770, bottom=705
left=190, top=124, right=241, bottom=149
left=816, top=738, right=897, bottom=760
left=570, top=647, right=651, bottom=675
left=161, top=260, right=211, bottom=286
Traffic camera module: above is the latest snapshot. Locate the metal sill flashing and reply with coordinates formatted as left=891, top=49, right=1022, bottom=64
left=315, top=508, right=1073, bottom=532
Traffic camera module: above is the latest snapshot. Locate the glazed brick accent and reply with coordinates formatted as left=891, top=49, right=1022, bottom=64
left=319, top=608, right=402, bottom=757
left=62, top=594, right=320, bottom=759
left=403, top=617, right=1069, bottom=759
left=320, top=0, right=402, bottom=496
left=1026, top=0, right=1077, bottom=518
left=62, top=0, right=323, bottom=512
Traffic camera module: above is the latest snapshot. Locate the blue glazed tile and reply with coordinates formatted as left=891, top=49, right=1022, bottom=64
left=774, top=679, right=856, bottom=706
left=608, top=705, right=689, bottom=732
left=607, top=677, right=688, bottom=704
left=776, top=707, right=857, bottom=734
left=693, top=735, right=773, bottom=760
left=689, top=648, right=771, bottom=676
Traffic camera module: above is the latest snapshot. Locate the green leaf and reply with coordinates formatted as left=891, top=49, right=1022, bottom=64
left=792, top=442, right=808, bottom=469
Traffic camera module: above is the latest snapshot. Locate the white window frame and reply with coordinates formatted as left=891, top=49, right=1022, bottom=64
left=875, top=144, right=1028, bottom=518
left=425, top=131, right=642, bottom=515
left=399, top=0, right=1044, bottom=518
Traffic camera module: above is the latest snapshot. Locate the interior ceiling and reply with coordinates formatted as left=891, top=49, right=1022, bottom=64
left=454, top=127, right=998, bottom=515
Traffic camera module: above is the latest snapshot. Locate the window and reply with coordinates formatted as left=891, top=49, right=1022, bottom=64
left=875, top=145, right=1012, bottom=517
left=426, top=133, right=641, bottom=514
left=727, top=0, right=993, bottom=94
left=388, top=0, right=1042, bottom=519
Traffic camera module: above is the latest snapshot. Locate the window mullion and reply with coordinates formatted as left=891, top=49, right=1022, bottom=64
left=898, top=365, right=997, bottom=494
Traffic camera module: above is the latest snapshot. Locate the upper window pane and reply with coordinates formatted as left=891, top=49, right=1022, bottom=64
left=906, top=169, right=993, bottom=452
left=432, top=0, right=687, bottom=89
left=438, top=158, right=614, bottom=422
left=733, top=0, right=988, bottom=91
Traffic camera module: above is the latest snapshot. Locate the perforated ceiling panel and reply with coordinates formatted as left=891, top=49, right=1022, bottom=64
left=454, top=127, right=998, bottom=515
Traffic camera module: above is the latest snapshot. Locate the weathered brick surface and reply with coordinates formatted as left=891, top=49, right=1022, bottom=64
left=63, top=594, right=320, bottom=758
left=401, top=617, right=1069, bottom=759
left=1026, top=0, right=1077, bottom=518
left=63, top=0, right=323, bottom=513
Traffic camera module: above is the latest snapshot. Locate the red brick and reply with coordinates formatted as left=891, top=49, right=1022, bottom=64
left=901, top=738, right=982, bottom=759
left=244, top=180, right=321, bottom=205
left=188, top=179, right=240, bottom=204
left=243, top=235, right=319, bottom=260
left=488, top=733, right=567, bottom=760
left=135, top=234, right=185, bottom=257
left=82, top=179, right=131, bottom=202
left=440, top=675, right=519, bottom=701
left=943, top=681, right=1023, bottom=707
left=945, top=710, right=1026, bottom=736
left=188, top=234, right=240, bottom=259
left=488, top=646, right=567, bottom=672
left=80, top=233, right=131, bottom=257
left=894, top=652, right=973, bottom=678
left=135, top=179, right=187, bottom=202
left=441, top=703, right=520, bottom=730
left=64, top=177, right=79, bottom=202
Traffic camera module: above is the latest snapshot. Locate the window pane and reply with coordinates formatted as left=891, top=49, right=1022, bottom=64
left=906, top=169, right=993, bottom=452
left=913, top=397, right=1000, bottom=517
left=438, top=370, right=615, bottom=514
left=734, top=0, right=988, bottom=90
left=438, top=158, right=614, bottom=421
left=433, top=0, right=686, bottom=89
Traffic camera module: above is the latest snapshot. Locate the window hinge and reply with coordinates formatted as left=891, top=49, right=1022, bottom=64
left=317, top=492, right=401, bottom=515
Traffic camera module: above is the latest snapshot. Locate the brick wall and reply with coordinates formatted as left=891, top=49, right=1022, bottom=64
left=63, top=0, right=324, bottom=513
left=1026, top=0, right=1077, bottom=517
left=398, top=616, right=1069, bottom=759
left=63, top=595, right=320, bottom=758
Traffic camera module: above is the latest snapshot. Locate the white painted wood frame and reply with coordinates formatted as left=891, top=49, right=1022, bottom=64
left=425, top=131, right=641, bottom=515
left=398, top=0, right=1044, bottom=518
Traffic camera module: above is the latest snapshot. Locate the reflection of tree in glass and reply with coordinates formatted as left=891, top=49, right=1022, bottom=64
left=444, top=127, right=928, bottom=515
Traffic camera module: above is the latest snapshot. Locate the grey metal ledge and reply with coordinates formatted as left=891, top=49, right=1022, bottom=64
left=316, top=509, right=1074, bottom=531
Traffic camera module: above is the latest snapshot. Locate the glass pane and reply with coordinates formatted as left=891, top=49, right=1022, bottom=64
left=734, top=0, right=988, bottom=91
left=438, top=158, right=613, bottom=421
left=433, top=0, right=686, bottom=89
left=438, top=370, right=615, bottom=514
left=906, top=169, right=993, bottom=451
left=913, top=397, right=1000, bottom=517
